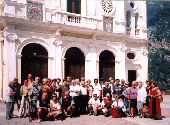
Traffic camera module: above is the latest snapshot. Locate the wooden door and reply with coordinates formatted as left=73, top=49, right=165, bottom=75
left=65, top=47, right=85, bottom=81
left=21, top=43, right=48, bottom=84
left=99, top=50, right=115, bottom=82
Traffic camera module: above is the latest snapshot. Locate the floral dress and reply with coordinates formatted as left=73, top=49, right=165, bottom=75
left=28, top=88, right=39, bottom=112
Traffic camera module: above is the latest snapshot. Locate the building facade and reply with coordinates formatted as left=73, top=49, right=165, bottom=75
left=0, top=0, right=148, bottom=100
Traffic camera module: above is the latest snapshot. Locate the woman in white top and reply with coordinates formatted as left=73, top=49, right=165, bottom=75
left=49, top=94, right=62, bottom=120
left=137, top=82, right=147, bottom=118
left=69, top=80, right=80, bottom=116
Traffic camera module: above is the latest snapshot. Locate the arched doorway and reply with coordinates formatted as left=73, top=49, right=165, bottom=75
left=21, top=43, right=48, bottom=84
left=99, top=50, right=115, bottom=82
left=65, top=47, right=85, bottom=80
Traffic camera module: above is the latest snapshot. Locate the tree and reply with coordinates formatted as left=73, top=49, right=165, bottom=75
left=147, top=1, right=170, bottom=90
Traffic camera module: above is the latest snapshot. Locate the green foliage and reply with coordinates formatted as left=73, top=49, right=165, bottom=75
left=147, top=1, right=170, bottom=90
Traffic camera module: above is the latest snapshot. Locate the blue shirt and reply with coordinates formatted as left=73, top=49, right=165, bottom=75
left=112, top=84, right=123, bottom=97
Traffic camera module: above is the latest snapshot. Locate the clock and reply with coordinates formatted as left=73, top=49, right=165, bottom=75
left=102, top=0, right=113, bottom=13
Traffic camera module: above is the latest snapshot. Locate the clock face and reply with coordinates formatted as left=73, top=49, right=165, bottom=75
left=102, top=0, right=113, bottom=13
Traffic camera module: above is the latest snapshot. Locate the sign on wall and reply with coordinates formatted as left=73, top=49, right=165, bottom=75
left=103, top=16, right=113, bottom=32
left=27, top=1, right=43, bottom=21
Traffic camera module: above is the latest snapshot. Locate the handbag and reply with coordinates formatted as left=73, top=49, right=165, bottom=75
left=158, top=95, right=163, bottom=103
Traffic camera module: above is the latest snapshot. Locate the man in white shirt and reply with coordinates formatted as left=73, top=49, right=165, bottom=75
left=69, top=80, right=80, bottom=116
left=111, top=95, right=126, bottom=118
left=80, top=81, right=88, bottom=114
left=92, top=79, right=102, bottom=99
left=88, top=93, right=102, bottom=116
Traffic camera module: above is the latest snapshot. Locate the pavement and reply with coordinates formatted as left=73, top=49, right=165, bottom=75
left=0, top=95, right=170, bottom=125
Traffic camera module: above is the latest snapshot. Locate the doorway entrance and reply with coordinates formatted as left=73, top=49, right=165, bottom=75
left=21, top=43, right=48, bottom=84
left=128, top=70, right=136, bottom=86
left=65, top=47, right=85, bottom=80
left=99, top=50, right=115, bottom=82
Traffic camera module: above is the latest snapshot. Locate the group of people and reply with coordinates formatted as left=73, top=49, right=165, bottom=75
left=6, top=74, right=163, bottom=123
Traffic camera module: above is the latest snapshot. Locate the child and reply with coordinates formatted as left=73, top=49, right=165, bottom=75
left=28, top=82, right=39, bottom=122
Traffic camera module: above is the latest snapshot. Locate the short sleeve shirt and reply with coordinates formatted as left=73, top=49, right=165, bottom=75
left=128, top=87, right=138, bottom=99
left=89, top=98, right=100, bottom=106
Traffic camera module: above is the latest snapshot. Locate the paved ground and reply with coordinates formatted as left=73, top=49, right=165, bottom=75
left=0, top=95, right=170, bottom=125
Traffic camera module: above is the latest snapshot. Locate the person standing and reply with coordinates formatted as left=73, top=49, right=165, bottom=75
left=102, top=82, right=111, bottom=99
left=80, top=81, right=88, bottom=114
left=28, top=82, right=39, bottom=122
left=113, top=79, right=123, bottom=98
left=69, top=80, right=80, bottom=116
left=128, top=81, right=138, bottom=118
left=149, top=81, right=162, bottom=120
left=6, top=81, right=15, bottom=120
left=12, top=77, right=21, bottom=114
left=92, top=79, right=102, bottom=101
left=60, top=79, right=68, bottom=97
left=122, top=83, right=130, bottom=115
left=35, top=77, right=42, bottom=91
left=146, top=80, right=151, bottom=107
left=18, top=80, right=28, bottom=118
left=137, top=82, right=147, bottom=118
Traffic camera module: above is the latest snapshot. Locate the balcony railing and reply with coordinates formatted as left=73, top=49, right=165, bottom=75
left=126, top=27, right=131, bottom=34
left=52, top=11, right=103, bottom=30
left=135, top=28, right=140, bottom=35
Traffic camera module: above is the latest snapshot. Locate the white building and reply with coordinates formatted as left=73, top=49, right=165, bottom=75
left=0, top=0, right=148, bottom=100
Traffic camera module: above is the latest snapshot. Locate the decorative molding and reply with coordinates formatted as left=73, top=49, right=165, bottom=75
left=61, top=31, right=92, bottom=39
left=120, top=45, right=127, bottom=52
left=96, top=60, right=100, bottom=63
left=142, top=50, right=148, bottom=56
left=16, top=55, right=22, bottom=58
left=61, top=58, right=66, bottom=61
left=85, top=59, right=90, bottom=62
left=53, top=40, right=62, bottom=46
left=89, top=43, right=98, bottom=48
left=115, top=61, right=121, bottom=64
left=15, top=24, right=55, bottom=34
left=54, top=27, right=62, bottom=36
left=6, top=33, right=18, bottom=41
left=48, top=57, right=54, bottom=60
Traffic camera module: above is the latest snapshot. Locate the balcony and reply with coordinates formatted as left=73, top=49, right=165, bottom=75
left=51, top=11, right=103, bottom=30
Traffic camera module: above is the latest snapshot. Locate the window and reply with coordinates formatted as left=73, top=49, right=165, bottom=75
left=126, top=10, right=131, bottom=27
left=127, top=53, right=135, bottom=59
left=27, top=1, right=43, bottom=21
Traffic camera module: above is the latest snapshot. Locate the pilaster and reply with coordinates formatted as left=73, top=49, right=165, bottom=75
left=89, top=43, right=98, bottom=82
left=120, top=41, right=127, bottom=82
left=3, top=32, right=18, bottom=99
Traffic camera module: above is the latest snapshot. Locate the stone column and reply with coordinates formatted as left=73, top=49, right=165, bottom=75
left=0, top=36, right=3, bottom=99
left=61, top=58, right=66, bottom=83
left=3, top=33, right=18, bottom=99
left=120, top=43, right=127, bottom=82
left=16, top=55, right=22, bottom=85
left=89, top=43, right=98, bottom=82
left=85, top=59, right=90, bottom=81
left=117, top=1, right=125, bottom=33
left=142, top=45, right=148, bottom=86
left=53, top=40, right=62, bottom=80
left=131, top=15, right=135, bottom=36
